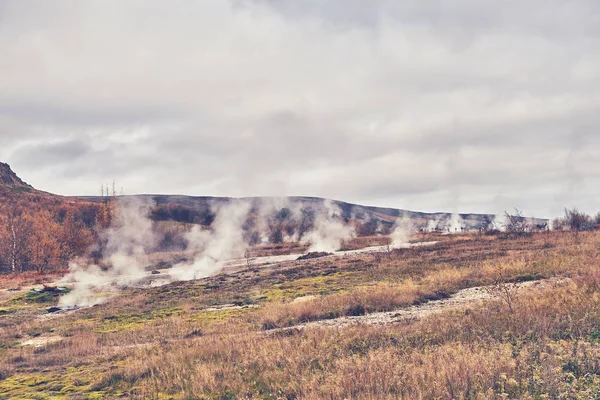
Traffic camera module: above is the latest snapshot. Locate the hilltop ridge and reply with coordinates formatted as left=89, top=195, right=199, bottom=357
left=0, top=162, right=548, bottom=230
left=79, top=194, right=549, bottom=231
left=0, top=162, right=32, bottom=188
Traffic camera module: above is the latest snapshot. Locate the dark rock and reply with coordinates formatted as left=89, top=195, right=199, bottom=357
left=184, top=328, right=203, bottom=338
left=297, top=252, right=331, bottom=261
left=41, top=284, right=64, bottom=293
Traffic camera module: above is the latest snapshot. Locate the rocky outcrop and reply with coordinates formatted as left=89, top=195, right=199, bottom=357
left=0, top=162, right=32, bottom=188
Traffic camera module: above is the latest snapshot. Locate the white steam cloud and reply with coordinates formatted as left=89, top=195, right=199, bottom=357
left=59, top=197, right=157, bottom=307
left=492, top=213, right=506, bottom=231
left=390, top=214, right=414, bottom=247
left=301, top=200, right=355, bottom=252
left=425, top=219, right=439, bottom=232
left=58, top=197, right=365, bottom=307
left=169, top=200, right=251, bottom=280
left=446, top=213, right=464, bottom=233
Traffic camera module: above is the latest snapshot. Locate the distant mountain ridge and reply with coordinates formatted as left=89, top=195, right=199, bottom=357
left=78, top=194, right=549, bottom=231
left=0, top=162, right=548, bottom=230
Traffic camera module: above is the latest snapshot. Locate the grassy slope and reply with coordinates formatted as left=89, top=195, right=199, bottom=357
left=0, top=231, right=599, bottom=399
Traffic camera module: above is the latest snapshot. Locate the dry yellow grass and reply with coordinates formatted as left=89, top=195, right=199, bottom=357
left=0, top=231, right=599, bottom=399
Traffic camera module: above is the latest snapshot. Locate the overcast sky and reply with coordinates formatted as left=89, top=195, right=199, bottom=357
left=1, top=1, right=599, bottom=218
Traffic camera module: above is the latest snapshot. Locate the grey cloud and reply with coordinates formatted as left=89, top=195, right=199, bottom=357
left=251, top=0, right=600, bottom=38
left=0, top=1, right=599, bottom=218
left=10, top=140, right=90, bottom=168
left=0, top=103, right=181, bottom=126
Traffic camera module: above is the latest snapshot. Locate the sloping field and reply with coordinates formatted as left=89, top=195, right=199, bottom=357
left=0, top=231, right=599, bottom=398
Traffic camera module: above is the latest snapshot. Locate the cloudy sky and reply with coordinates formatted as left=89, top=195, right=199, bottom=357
left=1, top=1, right=599, bottom=218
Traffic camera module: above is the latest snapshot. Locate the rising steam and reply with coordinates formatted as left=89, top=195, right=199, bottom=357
left=59, top=197, right=157, bottom=307
left=447, top=213, right=463, bottom=233
left=169, top=200, right=251, bottom=280
left=59, top=197, right=362, bottom=307
left=300, top=200, right=355, bottom=252
left=390, top=214, right=414, bottom=247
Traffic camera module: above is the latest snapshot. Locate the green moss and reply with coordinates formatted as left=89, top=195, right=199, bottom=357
left=589, top=328, right=600, bottom=342
left=253, top=272, right=351, bottom=302
left=4, top=288, right=72, bottom=313
left=0, top=372, right=61, bottom=399
left=24, top=288, right=71, bottom=304
left=94, top=306, right=184, bottom=333
left=0, top=365, right=126, bottom=399
left=85, top=392, right=111, bottom=400
left=189, top=307, right=252, bottom=323
left=1, top=296, right=32, bottom=312
left=0, top=339, right=18, bottom=351
left=0, top=307, right=16, bottom=315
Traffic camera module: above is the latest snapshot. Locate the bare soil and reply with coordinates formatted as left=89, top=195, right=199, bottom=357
left=270, top=277, right=570, bottom=332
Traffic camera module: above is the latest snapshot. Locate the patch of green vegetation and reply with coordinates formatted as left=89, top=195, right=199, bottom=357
left=4, top=288, right=73, bottom=310
left=89, top=367, right=150, bottom=395
left=589, top=328, right=600, bottom=342
left=189, top=307, right=252, bottom=323
left=509, top=272, right=545, bottom=283
left=0, top=306, right=16, bottom=315
left=0, top=339, right=19, bottom=353
left=0, top=372, right=74, bottom=399
left=0, top=364, right=127, bottom=399
left=253, top=272, right=352, bottom=302
left=94, top=306, right=184, bottom=333
left=24, top=288, right=71, bottom=304
left=1, top=295, right=31, bottom=311
left=148, top=282, right=207, bottom=303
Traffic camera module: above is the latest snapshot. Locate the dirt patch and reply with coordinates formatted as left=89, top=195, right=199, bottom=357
left=201, top=304, right=258, bottom=312
left=19, top=336, right=63, bottom=348
left=268, top=277, right=570, bottom=332
left=291, top=295, right=317, bottom=303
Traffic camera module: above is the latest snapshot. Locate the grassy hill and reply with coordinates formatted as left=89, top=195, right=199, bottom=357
left=1, top=161, right=547, bottom=234
left=0, top=162, right=96, bottom=213
left=0, top=162, right=596, bottom=398
left=0, top=231, right=598, bottom=398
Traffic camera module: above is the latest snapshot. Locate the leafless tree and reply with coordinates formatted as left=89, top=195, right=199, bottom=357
left=485, top=266, right=520, bottom=313
left=504, top=208, right=531, bottom=237
left=563, top=208, right=593, bottom=232
left=385, top=241, right=393, bottom=259
left=244, top=248, right=254, bottom=268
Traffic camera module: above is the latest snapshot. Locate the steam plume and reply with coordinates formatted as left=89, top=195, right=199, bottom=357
left=390, top=213, right=414, bottom=247
left=59, top=197, right=157, bottom=307
left=301, top=200, right=355, bottom=252
left=447, top=213, right=463, bottom=233
left=169, top=200, right=251, bottom=280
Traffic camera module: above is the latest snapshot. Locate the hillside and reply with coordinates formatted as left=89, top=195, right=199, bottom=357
left=1, top=229, right=599, bottom=398
left=0, top=162, right=547, bottom=232
left=0, top=164, right=103, bottom=274
left=1, top=165, right=598, bottom=399
left=0, top=163, right=98, bottom=219
left=0, top=163, right=83, bottom=207
left=0, top=162, right=36, bottom=199
left=78, top=194, right=547, bottom=231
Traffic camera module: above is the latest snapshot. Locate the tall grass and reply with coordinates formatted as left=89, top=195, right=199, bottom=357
left=1, top=231, right=599, bottom=398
